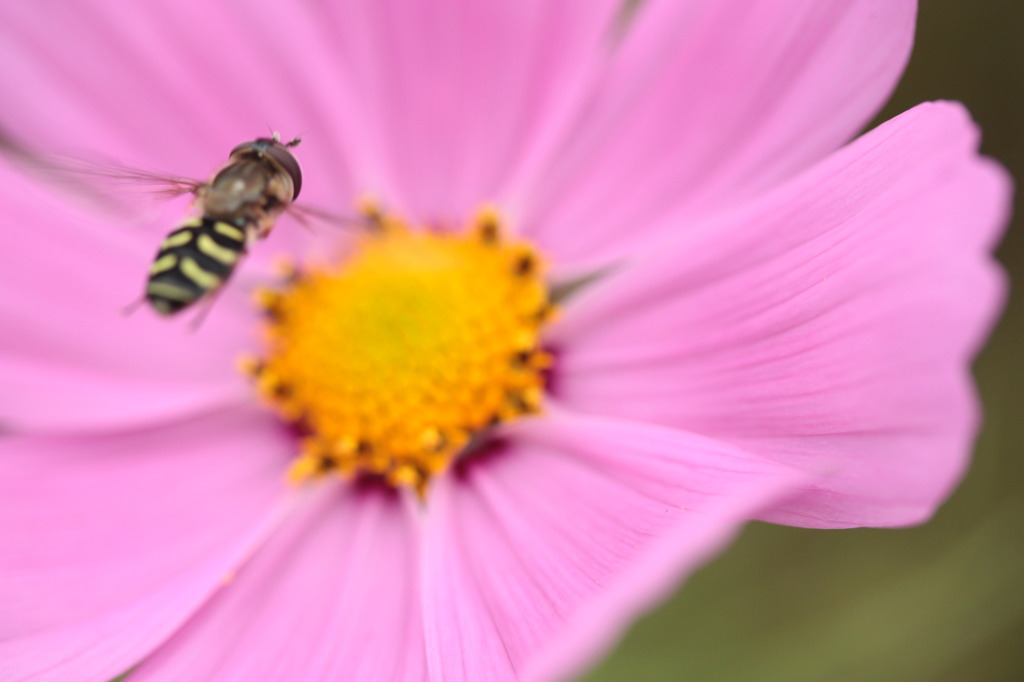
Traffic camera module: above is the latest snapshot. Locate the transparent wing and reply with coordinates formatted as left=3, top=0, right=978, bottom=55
left=40, top=157, right=204, bottom=199
left=0, top=134, right=205, bottom=212
left=285, top=202, right=374, bottom=233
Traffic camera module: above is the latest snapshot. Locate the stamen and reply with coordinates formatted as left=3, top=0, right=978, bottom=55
left=244, top=207, right=554, bottom=492
left=474, top=204, right=502, bottom=245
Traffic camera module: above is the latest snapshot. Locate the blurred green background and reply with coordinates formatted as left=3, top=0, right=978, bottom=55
left=585, top=3, right=1024, bottom=681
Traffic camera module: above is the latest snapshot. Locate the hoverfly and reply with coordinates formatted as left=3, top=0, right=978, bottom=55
left=4, top=131, right=345, bottom=318
left=144, top=134, right=303, bottom=315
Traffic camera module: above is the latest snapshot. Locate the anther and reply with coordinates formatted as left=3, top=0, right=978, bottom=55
left=512, top=251, right=537, bottom=277
left=474, top=206, right=502, bottom=245
left=287, top=454, right=339, bottom=484
left=287, top=456, right=319, bottom=484
left=270, top=257, right=299, bottom=283
left=504, top=388, right=542, bottom=416
left=520, top=386, right=542, bottom=411
left=532, top=302, right=559, bottom=324
left=512, top=329, right=538, bottom=352
left=256, top=371, right=291, bottom=400
left=510, top=350, right=533, bottom=368
left=420, top=427, right=446, bottom=451
left=330, top=436, right=359, bottom=457
left=236, top=353, right=264, bottom=376
left=357, top=196, right=386, bottom=232
left=253, top=287, right=283, bottom=319
left=389, top=464, right=422, bottom=488
left=530, top=351, right=554, bottom=370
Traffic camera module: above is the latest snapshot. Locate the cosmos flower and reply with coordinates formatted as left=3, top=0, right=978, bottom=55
left=0, top=1, right=1010, bottom=681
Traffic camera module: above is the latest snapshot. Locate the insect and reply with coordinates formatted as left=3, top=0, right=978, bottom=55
left=2, top=130, right=361, bottom=320
left=144, top=134, right=303, bottom=315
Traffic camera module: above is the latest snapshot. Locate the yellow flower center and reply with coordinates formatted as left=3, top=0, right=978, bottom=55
left=242, top=207, right=554, bottom=492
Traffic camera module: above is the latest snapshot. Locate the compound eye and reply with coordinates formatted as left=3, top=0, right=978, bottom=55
left=229, top=141, right=258, bottom=158
left=265, top=144, right=302, bottom=200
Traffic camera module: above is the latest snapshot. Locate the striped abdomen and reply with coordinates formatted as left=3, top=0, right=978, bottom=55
left=146, top=217, right=250, bottom=315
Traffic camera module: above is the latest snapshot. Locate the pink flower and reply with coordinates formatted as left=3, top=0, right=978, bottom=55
left=0, top=1, right=1010, bottom=681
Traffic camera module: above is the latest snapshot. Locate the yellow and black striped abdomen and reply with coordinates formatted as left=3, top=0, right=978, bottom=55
left=146, top=217, right=249, bottom=315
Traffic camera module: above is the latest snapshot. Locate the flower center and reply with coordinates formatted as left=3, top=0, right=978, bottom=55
left=243, top=208, right=553, bottom=492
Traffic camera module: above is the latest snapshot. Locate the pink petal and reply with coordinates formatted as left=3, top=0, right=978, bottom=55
left=520, top=0, right=917, bottom=268
left=315, top=0, right=623, bottom=224
left=131, top=482, right=426, bottom=681
left=421, top=411, right=805, bottom=682
left=554, top=101, right=1011, bottom=529
left=0, top=408, right=295, bottom=682
left=0, top=162, right=256, bottom=433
